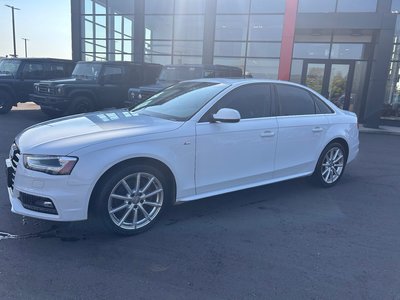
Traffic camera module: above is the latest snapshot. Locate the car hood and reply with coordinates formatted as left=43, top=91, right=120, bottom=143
left=140, top=81, right=177, bottom=92
left=38, top=78, right=97, bottom=85
left=16, top=109, right=183, bottom=155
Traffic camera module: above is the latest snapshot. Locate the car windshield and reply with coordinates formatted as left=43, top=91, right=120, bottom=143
left=130, top=81, right=229, bottom=121
left=0, top=59, right=21, bottom=77
left=72, top=62, right=102, bottom=80
left=158, top=66, right=204, bottom=82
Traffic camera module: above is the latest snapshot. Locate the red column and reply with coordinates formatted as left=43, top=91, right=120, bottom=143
left=278, top=0, right=299, bottom=81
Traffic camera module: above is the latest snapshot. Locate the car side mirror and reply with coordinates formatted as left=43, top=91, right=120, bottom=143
left=212, top=108, right=241, bottom=123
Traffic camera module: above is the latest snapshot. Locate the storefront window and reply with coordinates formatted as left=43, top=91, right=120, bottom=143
left=298, top=0, right=336, bottom=13
left=216, top=0, right=250, bottom=14
left=248, top=15, right=284, bottom=42
left=293, top=43, right=330, bottom=59
left=250, top=0, right=285, bottom=14
left=336, top=0, right=377, bottom=13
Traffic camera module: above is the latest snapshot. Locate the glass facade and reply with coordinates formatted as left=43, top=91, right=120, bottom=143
left=82, top=0, right=135, bottom=61
left=74, top=0, right=397, bottom=126
left=384, top=16, right=400, bottom=119
left=213, top=0, right=284, bottom=78
left=298, top=0, right=378, bottom=13
left=144, top=0, right=205, bottom=65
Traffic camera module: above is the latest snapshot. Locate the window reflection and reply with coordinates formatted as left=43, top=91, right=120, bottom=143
left=336, top=0, right=377, bottom=13
left=250, top=0, right=285, bottom=13
left=216, top=0, right=250, bottom=14
left=215, top=15, right=248, bottom=41
left=174, top=15, right=204, bottom=40
left=293, top=43, right=330, bottom=59
left=249, top=15, right=284, bottom=41
left=246, top=59, right=279, bottom=79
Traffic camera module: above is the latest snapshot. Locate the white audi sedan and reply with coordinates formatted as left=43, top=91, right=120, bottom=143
left=5, top=79, right=359, bottom=235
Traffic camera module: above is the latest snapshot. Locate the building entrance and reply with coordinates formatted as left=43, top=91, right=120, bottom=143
left=301, top=60, right=355, bottom=110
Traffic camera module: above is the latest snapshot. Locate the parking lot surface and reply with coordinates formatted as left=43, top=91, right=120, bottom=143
left=1, top=103, right=400, bottom=299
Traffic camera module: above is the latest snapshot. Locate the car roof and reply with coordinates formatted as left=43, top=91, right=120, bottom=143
left=183, top=78, right=303, bottom=87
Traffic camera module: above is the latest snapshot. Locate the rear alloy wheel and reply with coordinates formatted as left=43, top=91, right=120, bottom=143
left=96, top=165, right=169, bottom=235
left=0, top=90, right=13, bottom=114
left=313, top=143, right=347, bottom=187
left=66, top=96, right=94, bottom=115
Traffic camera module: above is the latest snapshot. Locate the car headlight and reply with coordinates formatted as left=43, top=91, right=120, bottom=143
left=23, top=155, right=78, bottom=175
left=34, top=84, right=39, bottom=92
left=55, top=86, right=63, bottom=95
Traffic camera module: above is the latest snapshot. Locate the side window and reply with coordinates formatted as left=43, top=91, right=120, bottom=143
left=21, top=63, right=44, bottom=79
left=313, top=95, right=334, bottom=114
left=276, top=84, right=316, bottom=116
left=47, top=64, right=66, bottom=78
left=103, top=66, right=123, bottom=83
left=208, top=83, right=272, bottom=120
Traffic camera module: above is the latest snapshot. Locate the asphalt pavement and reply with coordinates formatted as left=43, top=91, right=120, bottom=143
left=0, top=103, right=400, bottom=299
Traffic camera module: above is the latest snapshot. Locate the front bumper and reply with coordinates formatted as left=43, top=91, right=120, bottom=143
left=5, top=158, right=90, bottom=222
left=29, top=93, right=71, bottom=111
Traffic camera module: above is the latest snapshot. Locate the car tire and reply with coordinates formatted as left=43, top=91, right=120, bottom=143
left=40, top=106, right=63, bottom=118
left=66, top=96, right=94, bottom=115
left=0, top=90, right=13, bottom=114
left=95, top=164, right=170, bottom=236
left=312, top=142, right=347, bottom=188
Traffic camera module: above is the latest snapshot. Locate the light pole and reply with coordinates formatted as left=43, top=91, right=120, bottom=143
left=21, top=38, right=29, bottom=57
left=5, top=5, right=20, bottom=58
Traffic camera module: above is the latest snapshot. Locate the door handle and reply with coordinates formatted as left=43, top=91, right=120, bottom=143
left=260, top=130, right=275, bottom=137
left=312, top=127, right=324, bottom=133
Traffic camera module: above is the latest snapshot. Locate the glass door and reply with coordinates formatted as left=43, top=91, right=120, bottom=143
left=301, top=61, right=355, bottom=110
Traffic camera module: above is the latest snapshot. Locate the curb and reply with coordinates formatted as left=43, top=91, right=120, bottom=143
left=359, top=128, right=400, bottom=136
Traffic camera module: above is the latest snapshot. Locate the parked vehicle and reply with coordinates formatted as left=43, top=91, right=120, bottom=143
left=0, top=58, right=75, bottom=114
left=6, top=79, right=359, bottom=235
left=126, top=64, right=243, bottom=107
left=29, top=61, right=162, bottom=116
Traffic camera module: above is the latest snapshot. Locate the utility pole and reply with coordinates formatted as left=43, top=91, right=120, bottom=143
left=5, top=5, right=20, bottom=58
left=21, top=38, right=29, bottom=57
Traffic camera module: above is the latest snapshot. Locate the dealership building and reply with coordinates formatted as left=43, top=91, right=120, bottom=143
left=70, top=0, right=400, bottom=127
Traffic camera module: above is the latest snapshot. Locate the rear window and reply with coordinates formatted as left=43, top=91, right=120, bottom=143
left=276, top=84, right=316, bottom=116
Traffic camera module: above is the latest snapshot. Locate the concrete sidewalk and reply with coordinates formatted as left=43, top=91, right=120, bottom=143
left=359, top=124, right=400, bottom=136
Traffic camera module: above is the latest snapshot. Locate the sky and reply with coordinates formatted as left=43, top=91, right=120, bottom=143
left=0, top=0, right=71, bottom=59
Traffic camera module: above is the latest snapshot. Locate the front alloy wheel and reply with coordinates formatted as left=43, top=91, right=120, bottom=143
left=108, top=172, right=164, bottom=231
left=96, top=164, right=169, bottom=235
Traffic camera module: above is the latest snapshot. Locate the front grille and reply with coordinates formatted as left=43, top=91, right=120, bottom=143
left=19, top=192, right=58, bottom=215
left=38, top=84, right=54, bottom=95
left=8, top=143, right=20, bottom=190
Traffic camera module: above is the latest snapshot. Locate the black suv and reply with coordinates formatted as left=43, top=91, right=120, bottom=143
left=30, top=61, right=162, bottom=116
left=0, top=58, right=75, bottom=114
left=126, top=64, right=243, bottom=107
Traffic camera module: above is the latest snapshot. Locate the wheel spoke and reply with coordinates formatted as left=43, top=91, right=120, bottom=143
left=133, top=209, right=138, bottom=229
left=324, top=169, right=331, bottom=182
left=322, top=168, right=329, bottom=176
left=141, top=177, right=155, bottom=193
left=111, top=194, right=131, bottom=201
left=333, top=149, right=340, bottom=160
left=121, top=179, right=133, bottom=195
left=139, top=205, right=152, bottom=221
left=334, top=163, right=343, bottom=167
left=143, top=201, right=162, bottom=208
left=334, top=155, right=343, bottom=163
left=135, top=173, right=141, bottom=194
left=110, top=203, right=129, bottom=214
left=118, top=206, right=133, bottom=226
left=142, top=188, right=163, bottom=199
